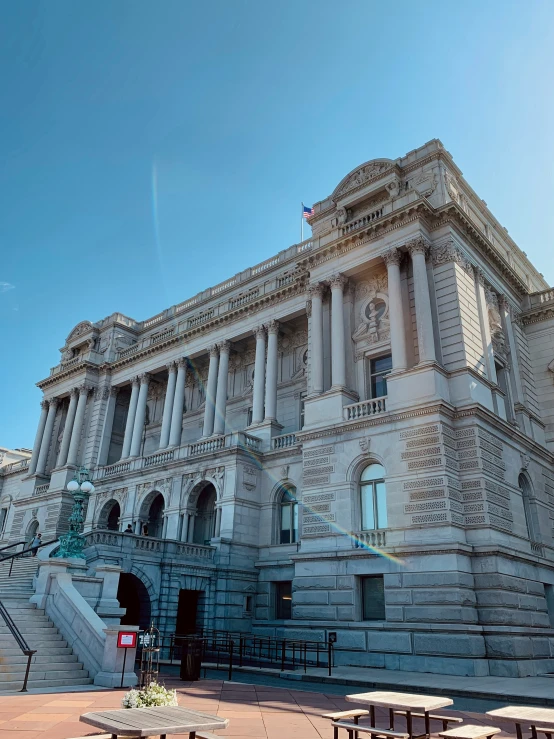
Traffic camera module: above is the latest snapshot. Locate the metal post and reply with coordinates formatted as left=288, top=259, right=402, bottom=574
left=20, top=651, right=34, bottom=692
left=281, top=639, right=286, bottom=671
left=328, top=638, right=332, bottom=677
left=228, top=639, right=234, bottom=682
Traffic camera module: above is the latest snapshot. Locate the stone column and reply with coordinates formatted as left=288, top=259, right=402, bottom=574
left=383, top=248, right=408, bottom=372
left=169, top=359, right=187, bottom=447
left=159, top=362, right=177, bottom=449
left=130, top=374, right=150, bottom=457
left=66, top=386, right=89, bottom=467
left=36, top=398, right=59, bottom=475
left=498, top=295, right=525, bottom=405
left=408, top=237, right=436, bottom=364
left=98, top=387, right=119, bottom=467
left=308, top=283, right=324, bottom=394
left=251, top=326, right=266, bottom=424
left=474, top=268, right=498, bottom=384
left=213, top=341, right=230, bottom=436
left=330, top=274, right=348, bottom=388
left=215, top=507, right=222, bottom=538
left=264, top=321, right=279, bottom=421
left=121, top=377, right=140, bottom=459
left=56, top=389, right=78, bottom=467
left=29, top=400, right=50, bottom=475
left=202, top=346, right=219, bottom=438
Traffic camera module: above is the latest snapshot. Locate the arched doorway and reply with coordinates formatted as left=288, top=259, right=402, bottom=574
left=117, top=573, right=151, bottom=628
left=26, top=519, right=39, bottom=546
left=138, top=491, right=165, bottom=537
left=193, top=484, right=216, bottom=545
left=98, top=499, right=121, bottom=531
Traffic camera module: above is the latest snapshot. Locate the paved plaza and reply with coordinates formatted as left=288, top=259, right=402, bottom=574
left=0, top=675, right=533, bottom=739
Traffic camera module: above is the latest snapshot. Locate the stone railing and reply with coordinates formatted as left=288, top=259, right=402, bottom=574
left=101, top=460, right=131, bottom=477
left=150, top=327, right=175, bottom=345
left=344, top=397, right=387, bottom=421
left=189, top=436, right=225, bottom=456
left=96, top=430, right=263, bottom=479
left=143, top=449, right=174, bottom=468
left=353, top=530, right=386, bottom=548
left=143, top=311, right=166, bottom=329
left=272, top=433, right=298, bottom=450
left=529, top=288, right=554, bottom=308
left=296, top=239, right=312, bottom=253
left=83, top=530, right=215, bottom=562
left=187, top=309, right=215, bottom=329
left=342, top=206, right=385, bottom=235
left=0, top=458, right=30, bottom=476
left=118, top=344, right=140, bottom=359
left=229, top=288, right=260, bottom=310
left=34, top=483, right=50, bottom=496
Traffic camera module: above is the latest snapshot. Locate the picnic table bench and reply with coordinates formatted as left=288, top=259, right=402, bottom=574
left=346, top=690, right=455, bottom=739
left=488, top=705, right=554, bottom=739
left=79, top=705, right=229, bottom=739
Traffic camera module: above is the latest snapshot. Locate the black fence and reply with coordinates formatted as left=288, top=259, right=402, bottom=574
left=137, top=629, right=342, bottom=681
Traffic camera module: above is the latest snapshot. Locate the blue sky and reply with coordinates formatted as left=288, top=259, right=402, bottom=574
left=1, top=0, right=554, bottom=449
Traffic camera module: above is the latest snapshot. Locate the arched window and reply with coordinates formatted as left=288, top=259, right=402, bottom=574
left=519, top=473, right=536, bottom=541
left=360, top=463, right=387, bottom=530
left=279, top=486, right=298, bottom=544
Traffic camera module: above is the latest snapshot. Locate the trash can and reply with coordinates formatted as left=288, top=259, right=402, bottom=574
left=180, top=638, right=203, bottom=681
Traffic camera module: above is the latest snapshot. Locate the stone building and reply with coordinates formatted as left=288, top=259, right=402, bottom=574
left=2, top=138, right=554, bottom=677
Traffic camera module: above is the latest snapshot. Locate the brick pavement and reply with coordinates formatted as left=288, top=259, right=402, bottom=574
left=0, top=677, right=523, bottom=739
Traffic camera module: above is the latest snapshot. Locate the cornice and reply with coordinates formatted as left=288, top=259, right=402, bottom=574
left=37, top=361, right=99, bottom=391
left=520, top=304, right=554, bottom=326
left=111, top=273, right=309, bottom=371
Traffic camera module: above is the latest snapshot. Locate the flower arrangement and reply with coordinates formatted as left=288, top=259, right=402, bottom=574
left=122, top=682, right=178, bottom=709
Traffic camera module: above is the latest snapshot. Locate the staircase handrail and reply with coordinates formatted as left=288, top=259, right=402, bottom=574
left=0, top=598, right=36, bottom=692
left=0, top=539, right=59, bottom=575
left=0, top=540, right=28, bottom=556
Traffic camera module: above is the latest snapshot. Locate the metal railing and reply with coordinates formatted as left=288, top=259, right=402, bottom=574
left=0, top=539, right=58, bottom=575
left=0, top=600, right=36, bottom=691
left=143, top=629, right=338, bottom=680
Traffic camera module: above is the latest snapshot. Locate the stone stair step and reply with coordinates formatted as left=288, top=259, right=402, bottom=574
left=0, top=668, right=89, bottom=681
left=0, top=676, right=94, bottom=691
left=1, top=652, right=77, bottom=663
left=0, top=660, right=84, bottom=674
left=0, top=645, right=72, bottom=656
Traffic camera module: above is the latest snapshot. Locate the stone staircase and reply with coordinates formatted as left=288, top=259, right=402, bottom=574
left=0, top=556, right=93, bottom=690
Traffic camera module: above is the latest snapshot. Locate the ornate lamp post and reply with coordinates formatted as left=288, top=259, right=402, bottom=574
left=54, top=467, right=95, bottom=559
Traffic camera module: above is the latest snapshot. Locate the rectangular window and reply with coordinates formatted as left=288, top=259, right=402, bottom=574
left=299, top=392, right=306, bottom=430
left=361, top=576, right=385, bottom=621
left=244, top=595, right=253, bottom=615
left=0, top=509, right=7, bottom=535
left=367, top=355, right=392, bottom=399
left=246, top=406, right=253, bottom=427
left=275, top=581, right=292, bottom=619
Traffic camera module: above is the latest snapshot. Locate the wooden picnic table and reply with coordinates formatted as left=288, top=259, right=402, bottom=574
left=79, top=705, right=229, bottom=738
left=488, top=705, right=554, bottom=739
left=346, top=690, right=454, bottom=739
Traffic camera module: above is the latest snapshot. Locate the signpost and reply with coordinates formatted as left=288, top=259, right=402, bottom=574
left=117, top=631, right=137, bottom=688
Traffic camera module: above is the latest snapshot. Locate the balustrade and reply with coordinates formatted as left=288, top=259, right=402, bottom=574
left=150, top=327, right=175, bottom=345
left=83, top=530, right=215, bottom=561
left=354, top=530, right=387, bottom=548
left=342, top=207, right=384, bottom=234
left=143, top=449, right=174, bottom=468
left=344, top=397, right=387, bottom=421
left=229, top=288, right=260, bottom=309
left=101, top=460, right=131, bottom=477
left=530, top=288, right=554, bottom=307
left=0, top=458, right=30, bottom=476
left=189, top=436, right=225, bottom=456
left=33, top=483, right=50, bottom=496
left=272, top=433, right=297, bottom=450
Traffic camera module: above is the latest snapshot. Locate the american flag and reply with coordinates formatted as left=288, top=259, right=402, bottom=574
left=303, top=205, right=314, bottom=219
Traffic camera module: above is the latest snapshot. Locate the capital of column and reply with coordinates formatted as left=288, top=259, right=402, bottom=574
left=473, top=265, right=486, bottom=286
left=329, top=273, right=348, bottom=291
left=497, top=294, right=510, bottom=312
left=218, top=340, right=231, bottom=354
left=166, top=361, right=177, bottom=373
left=307, top=282, right=325, bottom=299
left=40, top=399, right=49, bottom=410
left=406, top=236, right=429, bottom=258
left=138, top=373, right=150, bottom=385
left=99, top=385, right=111, bottom=401
left=253, top=325, right=266, bottom=340
left=131, top=376, right=140, bottom=389
left=69, top=387, right=79, bottom=399
left=266, top=320, right=279, bottom=336
left=176, top=357, right=187, bottom=369
left=110, top=386, right=119, bottom=398
left=208, top=345, right=219, bottom=358
left=48, top=397, right=60, bottom=409
left=382, top=247, right=402, bottom=268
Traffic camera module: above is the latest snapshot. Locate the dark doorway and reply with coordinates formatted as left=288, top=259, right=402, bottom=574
left=193, top=484, right=216, bottom=544
left=147, top=493, right=165, bottom=538
left=176, top=589, right=201, bottom=635
left=117, top=573, right=151, bottom=629
left=107, top=502, right=120, bottom=531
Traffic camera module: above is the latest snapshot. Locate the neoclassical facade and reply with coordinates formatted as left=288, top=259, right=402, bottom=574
left=2, top=138, right=554, bottom=677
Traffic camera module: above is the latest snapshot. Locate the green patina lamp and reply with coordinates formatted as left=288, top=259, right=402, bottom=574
left=53, top=467, right=95, bottom=559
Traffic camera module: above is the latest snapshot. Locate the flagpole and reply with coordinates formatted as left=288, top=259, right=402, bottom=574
left=301, top=202, right=304, bottom=243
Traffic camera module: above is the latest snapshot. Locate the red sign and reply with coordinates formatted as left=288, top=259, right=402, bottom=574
left=117, top=632, right=137, bottom=649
